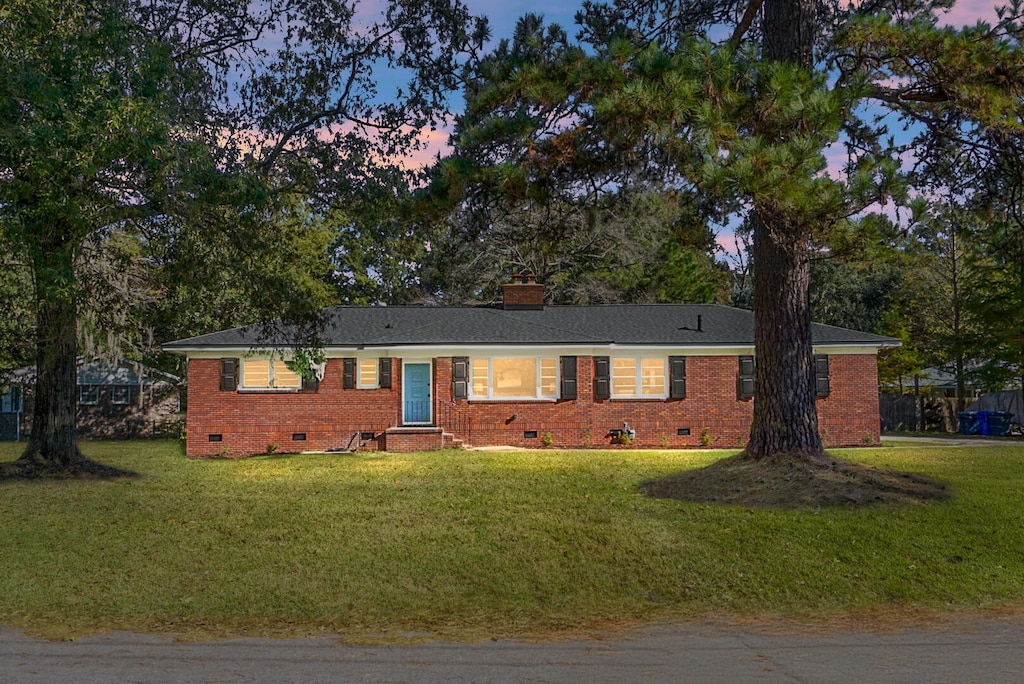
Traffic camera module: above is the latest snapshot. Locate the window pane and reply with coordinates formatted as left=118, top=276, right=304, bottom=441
left=243, top=360, right=270, bottom=388
left=358, top=359, right=377, bottom=388
left=80, top=385, right=99, bottom=405
left=274, top=360, right=301, bottom=388
left=612, top=358, right=636, bottom=397
left=641, top=358, right=665, bottom=396
left=540, top=358, right=557, bottom=397
left=112, top=386, right=130, bottom=405
left=493, top=358, right=537, bottom=397
left=471, top=358, right=489, bottom=397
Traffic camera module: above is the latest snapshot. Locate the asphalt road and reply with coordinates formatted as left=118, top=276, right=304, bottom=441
left=4, top=616, right=1024, bottom=683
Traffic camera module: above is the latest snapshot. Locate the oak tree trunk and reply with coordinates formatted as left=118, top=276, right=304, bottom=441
left=743, top=0, right=825, bottom=460
left=19, top=247, right=84, bottom=467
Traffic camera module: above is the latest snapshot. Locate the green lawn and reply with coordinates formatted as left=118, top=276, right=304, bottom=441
left=1, top=440, right=1023, bottom=641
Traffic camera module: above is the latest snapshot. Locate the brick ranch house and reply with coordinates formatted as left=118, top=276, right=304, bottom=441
left=165, top=279, right=898, bottom=456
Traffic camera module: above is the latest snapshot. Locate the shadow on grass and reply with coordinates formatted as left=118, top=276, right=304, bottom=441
left=642, top=451, right=950, bottom=509
left=0, top=457, right=136, bottom=482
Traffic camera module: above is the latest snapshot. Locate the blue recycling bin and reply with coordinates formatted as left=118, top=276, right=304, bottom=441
left=958, top=412, right=978, bottom=435
left=987, top=411, right=1013, bottom=437
left=978, top=410, right=991, bottom=436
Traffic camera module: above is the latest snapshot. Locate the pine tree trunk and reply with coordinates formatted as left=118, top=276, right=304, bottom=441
left=743, top=0, right=825, bottom=460
left=20, top=255, right=83, bottom=467
left=744, top=213, right=824, bottom=459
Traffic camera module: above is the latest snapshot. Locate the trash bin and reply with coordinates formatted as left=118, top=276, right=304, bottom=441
left=978, top=410, right=991, bottom=436
left=958, top=411, right=978, bottom=435
left=988, top=411, right=1013, bottom=437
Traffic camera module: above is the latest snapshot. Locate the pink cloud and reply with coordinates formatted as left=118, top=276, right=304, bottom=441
left=937, top=0, right=1004, bottom=26
left=309, top=116, right=456, bottom=172
left=399, top=123, right=456, bottom=170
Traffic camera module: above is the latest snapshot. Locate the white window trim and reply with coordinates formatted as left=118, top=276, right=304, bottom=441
left=79, top=384, right=100, bottom=405
left=470, top=356, right=558, bottom=401
left=611, top=356, right=668, bottom=399
left=240, top=358, right=301, bottom=391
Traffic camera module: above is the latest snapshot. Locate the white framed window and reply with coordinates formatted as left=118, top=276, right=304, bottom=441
left=80, top=384, right=100, bottom=405
left=111, top=385, right=131, bottom=405
left=241, top=359, right=301, bottom=389
left=470, top=357, right=558, bottom=400
left=611, top=357, right=666, bottom=398
left=358, top=358, right=378, bottom=388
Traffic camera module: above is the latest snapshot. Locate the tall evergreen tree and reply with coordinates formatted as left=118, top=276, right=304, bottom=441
left=434, top=0, right=1024, bottom=461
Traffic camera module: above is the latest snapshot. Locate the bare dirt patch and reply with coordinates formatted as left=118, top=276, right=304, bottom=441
left=641, top=451, right=949, bottom=508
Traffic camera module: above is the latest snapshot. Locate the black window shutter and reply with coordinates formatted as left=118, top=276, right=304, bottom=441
left=379, top=358, right=392, bottom=389
left=560, top=356, right=577, bottom=400
left=738, top=355, right=755, bottom=399
left=219, top=358, right=238, bottom=391
left=342, top=358, right=355, bottom=389
left=815, top=354, right=830, bottom=397
left=594, top=356, right=610, bottom=400
left=452, top=356, right=468, bottom=400
left=669, top=356, right=687, bottom=399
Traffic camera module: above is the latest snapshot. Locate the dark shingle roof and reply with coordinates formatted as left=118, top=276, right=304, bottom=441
left=163, top=304, right=898, bottom=350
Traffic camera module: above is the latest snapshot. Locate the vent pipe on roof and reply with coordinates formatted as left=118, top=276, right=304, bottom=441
left=697, top=315, right=702, bottom=332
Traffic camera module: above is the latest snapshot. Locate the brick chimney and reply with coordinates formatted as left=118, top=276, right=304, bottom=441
left=501, top=273, right=544, bottom=310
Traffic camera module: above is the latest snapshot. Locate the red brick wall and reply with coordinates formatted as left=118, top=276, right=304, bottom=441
left=184, top=353, right=881, bottom=456
left=185, top=358, right=402, bottom=457
left=380, top=428, right=445, bottom=452
left=817, top=353, right=882, bottom=447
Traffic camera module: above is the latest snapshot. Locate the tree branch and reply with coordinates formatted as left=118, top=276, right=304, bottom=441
left=728, top=0, right=765, bottom=51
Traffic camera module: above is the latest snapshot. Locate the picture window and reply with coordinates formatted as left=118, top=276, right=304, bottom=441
left=470, top=357, right=558, bottom=400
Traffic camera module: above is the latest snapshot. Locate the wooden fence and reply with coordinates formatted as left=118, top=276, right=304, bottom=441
left=879, top=394, right=961, bottom=433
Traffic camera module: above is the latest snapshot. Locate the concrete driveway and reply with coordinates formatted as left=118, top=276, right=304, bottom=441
left=4, top=615, right=1024, bottom=683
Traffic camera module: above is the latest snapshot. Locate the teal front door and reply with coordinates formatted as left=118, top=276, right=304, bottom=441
left=403, top=362, right=432, bottom=424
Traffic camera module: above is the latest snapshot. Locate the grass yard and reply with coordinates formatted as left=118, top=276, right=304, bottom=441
left=1, top=440, right=1023, bottom=641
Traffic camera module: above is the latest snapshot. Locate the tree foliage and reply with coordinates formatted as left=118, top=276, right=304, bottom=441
left=0, top=0, right=485, bottom=468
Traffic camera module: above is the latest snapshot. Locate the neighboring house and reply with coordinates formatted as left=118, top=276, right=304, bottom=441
left=899, top=365, right=985, bottom=398
left=165, top=277, right=899, bottom=456
left=0, top=358, right=181, bottom=441
left=0, top=384, right=25, bottom=442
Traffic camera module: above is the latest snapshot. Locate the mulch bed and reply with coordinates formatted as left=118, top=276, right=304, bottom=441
left=642, top=451, right=949, bottom=508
